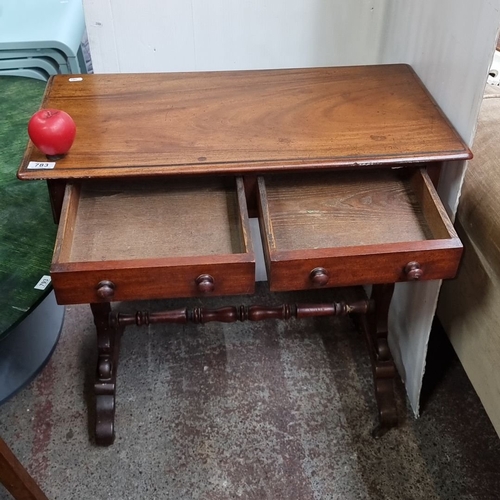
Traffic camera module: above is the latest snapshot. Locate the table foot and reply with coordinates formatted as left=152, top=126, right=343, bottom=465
left=95, top=394, right=116, bottom=446
left=87, top=295, right=393, bottom=444
left=91, top=303, right=123, bottom=447
left=371, top=378, right=398, bottom=438
left=372, top=423, right=392, bottom=439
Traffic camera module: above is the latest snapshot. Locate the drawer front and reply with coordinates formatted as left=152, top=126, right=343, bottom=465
left=264, top=246, right=462, bottom=292
left=51, top=177, right=255, bottom=305
left=51, top=260, right=255, bottom=304
left=258, top=168, right=463, bottom=292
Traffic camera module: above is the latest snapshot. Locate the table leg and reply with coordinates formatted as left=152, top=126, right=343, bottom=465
left=46, top=179, right=66, bottom=224
left=0, top=436, right=48, bottom=500
left=90, top=303, right=123, bottom=446
left=360, top=283, right=398, bottom=438
left=87, top=294, right=395, bottom=444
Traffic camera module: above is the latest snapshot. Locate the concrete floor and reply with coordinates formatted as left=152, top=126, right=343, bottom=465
left=1, top=284, right=500, bottom=500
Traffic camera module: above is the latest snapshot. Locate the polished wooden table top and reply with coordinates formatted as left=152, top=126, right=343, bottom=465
left=15, top=64, right=471, bottom=447
left=18, top=64, right=471, bottom=181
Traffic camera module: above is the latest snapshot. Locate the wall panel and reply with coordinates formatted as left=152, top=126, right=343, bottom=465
left=379, top=0, right=500, bottom=413
left=84, top=0, right=386, bottom=72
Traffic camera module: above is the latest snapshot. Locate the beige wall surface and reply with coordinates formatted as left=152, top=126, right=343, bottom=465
left=438, top=86, right=500, bottom=436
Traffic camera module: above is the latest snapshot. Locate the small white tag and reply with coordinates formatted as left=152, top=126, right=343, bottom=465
left=69, top=77, right=83, bottom=82
left=27, top=161, right=56, bottom=170
left=34, top=275, right=51, bottom=290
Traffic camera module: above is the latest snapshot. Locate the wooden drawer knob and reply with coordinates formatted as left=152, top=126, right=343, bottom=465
left=405, top=262, right=423, bottom=280
left=196, top=274, right=215, bottom=293
left=309, top=267, right=330, bottom=287
left=96, top=280, right=115, bottom=299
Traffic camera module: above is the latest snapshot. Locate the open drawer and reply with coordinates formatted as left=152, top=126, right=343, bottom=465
left=257, top=168, right=462, bottom=291
left=51, top=177, right=255, bottom=305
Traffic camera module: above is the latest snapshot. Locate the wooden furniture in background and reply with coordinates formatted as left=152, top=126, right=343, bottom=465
left=0, top=436, right=48, bottom=500
left=18, top=64, right=471, bottom=445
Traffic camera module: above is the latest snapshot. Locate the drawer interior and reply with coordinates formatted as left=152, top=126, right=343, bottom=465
left=259, top=168, right=454, bottom=252
left=58, top=177, right=250, bottom=264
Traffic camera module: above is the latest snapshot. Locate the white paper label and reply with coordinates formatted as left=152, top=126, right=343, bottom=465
left=69, top=77, right=83, bottom=82
left=34, top=275, right=51, bottom=290
left=27, top=161, right=56, bottom=170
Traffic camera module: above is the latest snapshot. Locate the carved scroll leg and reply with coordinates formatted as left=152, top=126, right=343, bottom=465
left=362, top=283, right=398, bottom=438
left=90, top=303, right=124, bottom=446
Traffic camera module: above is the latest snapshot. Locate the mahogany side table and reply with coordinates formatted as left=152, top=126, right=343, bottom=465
left=18, top=64, right=471, bottom=445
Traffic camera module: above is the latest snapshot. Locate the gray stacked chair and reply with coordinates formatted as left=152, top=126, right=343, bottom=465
left=0, top=0, right=87, bottom=81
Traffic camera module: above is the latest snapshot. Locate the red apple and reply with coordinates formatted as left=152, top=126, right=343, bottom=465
left=28, top=109, right=76, bottom=158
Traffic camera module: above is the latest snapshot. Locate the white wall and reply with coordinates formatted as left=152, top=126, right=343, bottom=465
left=381, top=0, right=500, bottom=211
left=379, top=0, right=500, bottom=414
left=83, top=0, right=500, bottom=415
left=84, top=0, right=387, bottom=72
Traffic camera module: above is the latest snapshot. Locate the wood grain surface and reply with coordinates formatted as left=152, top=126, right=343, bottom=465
left=261, top=169, right=433, bottom=251
left=51, top=177, right=255, bottom=304
left=68, top=178, right=245, bottom=261
left=0, top=436, right=48, bottom=500
left=18, top=64, right=471, bottom=180
left=257, top=168, right=463, bottom=291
